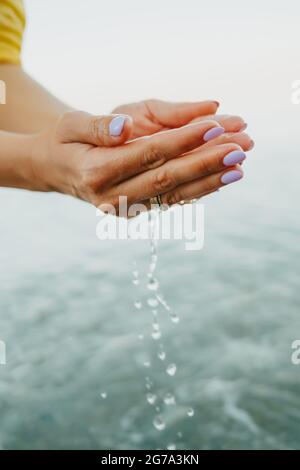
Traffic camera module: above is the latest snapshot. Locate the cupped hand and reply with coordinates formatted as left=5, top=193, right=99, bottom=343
left=112, top=99, right=247, bottom=139
left=31, top=111, right=252, bottom=217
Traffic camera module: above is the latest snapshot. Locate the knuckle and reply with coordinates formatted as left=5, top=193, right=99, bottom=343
left=153, top=168, right=175, bottom=193
left=197, top=157, right=212, bottom=175
left=143, top=144, right=166, bottom=170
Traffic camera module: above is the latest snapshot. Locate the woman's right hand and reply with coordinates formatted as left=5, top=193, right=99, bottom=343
left=30, top=111, right=253, bottom=216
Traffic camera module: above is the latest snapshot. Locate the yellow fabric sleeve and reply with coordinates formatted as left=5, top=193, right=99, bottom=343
left=0, top=0, right=25, bottom=65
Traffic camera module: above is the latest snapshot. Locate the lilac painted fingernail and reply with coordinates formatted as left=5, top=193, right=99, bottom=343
left=223, top=150, right=246, bottom=166
left=221, top=170, right=243, bottom=185
left=109, top=115, right=126, bottom=136
left=203, top=126, right=225, bottom=142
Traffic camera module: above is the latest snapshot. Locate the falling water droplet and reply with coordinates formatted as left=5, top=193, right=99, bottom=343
left=143, top=361, right=151, bottom=368
left=158, top=350, right=166, bottom=361
left=149, top=255, right=158, bottom=273
left=147, top=277, right=159, bottom=292
left=134, top=301, right=142, bottom=310
left=146, top=393, right=157, bottom=405
left=166, top=363, right=177, bottom=376
left=145, top=377, right=153, bottom=390
left=147, top=298, right=158, bottom=308
left=152, top=321, right=160, bottom=331
left=132, top=279, right=140, bottom=286
left=187, top=407, right=194, bottom=417
left=177, top=431, right=183, bottom=439
left=164, top=393, right=176, bottom=405
left=151, top=330, right=162, bottom=340
left=132, top=269, right=139, bottom=278
left=156, top=294, right=171, bottom=311
left=153, top=415, right=165, bottom=431
left=167, top=444, right=176, bottom=450
left=170, top=313, right=180, bottom=324
left=138, top=334, right=144, bottom=340
left=100, top=392, right=107, bottom=399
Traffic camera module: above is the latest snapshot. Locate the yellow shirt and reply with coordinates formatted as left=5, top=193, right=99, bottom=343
left=0, top=0, right=25, bottom=64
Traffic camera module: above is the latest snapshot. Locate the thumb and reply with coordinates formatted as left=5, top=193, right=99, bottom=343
left=58, top=111, right=133, bottom=146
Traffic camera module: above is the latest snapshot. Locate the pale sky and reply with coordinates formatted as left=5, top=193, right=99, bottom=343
left=23, top=0, right=300, bottom=141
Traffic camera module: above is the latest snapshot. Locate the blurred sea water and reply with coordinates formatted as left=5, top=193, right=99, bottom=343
left=0, top=141, right=300, bottom=450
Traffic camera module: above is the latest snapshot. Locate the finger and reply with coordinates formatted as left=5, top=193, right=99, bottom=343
left=190, top=114, right=246, bottom=132
left=141, top=165, right=243, bottom=209
left=115, top=143, right=245, bottom=204
left=148, top=99, right=220, bottom=128
left=199, top=131, right=254, bottom=152
left=58, top=111, right=133, bottom=146
left=161, top=166, right=244, bottom=206
left=107, top=119, right=225, bottom=184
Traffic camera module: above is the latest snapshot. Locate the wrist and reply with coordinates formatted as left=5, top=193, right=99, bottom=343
left=30, top=125, right=81, bottom=197
left=29, top=129, right=56, bottom=192
left=0, top=131, right=47, bottom=191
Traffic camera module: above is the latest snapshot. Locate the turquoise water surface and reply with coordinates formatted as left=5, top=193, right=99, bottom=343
left=0, top=142, right=300, bottom=450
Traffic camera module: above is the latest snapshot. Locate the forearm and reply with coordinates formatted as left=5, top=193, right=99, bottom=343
left=0, top=130, right=40, bottom=190
left=0, top=65, right=72, bottom=133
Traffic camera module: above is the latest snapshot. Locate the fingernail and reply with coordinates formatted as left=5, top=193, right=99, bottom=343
left=203, top=126, right=225, bottom=142
left=213, top=101, right=220, bottom=107
left=249, top=140, right=255, bottom=150
left=240, top=123, right=248, bottom=131
left=221, top=170, right=243, bottom=185
left=109, top=115, right=126, bottom=137
left=223, top=150, right=246, bottom=166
